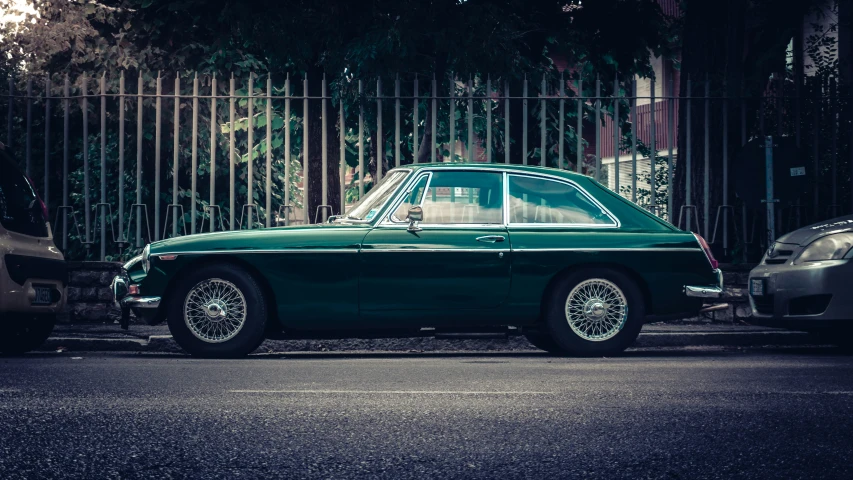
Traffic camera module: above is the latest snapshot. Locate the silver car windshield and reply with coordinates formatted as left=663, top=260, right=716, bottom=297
left=343, top=170, right=411, bottom=221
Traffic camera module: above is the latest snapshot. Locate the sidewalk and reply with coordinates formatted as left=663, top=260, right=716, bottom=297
left=41, top=321, right=822, bottom=354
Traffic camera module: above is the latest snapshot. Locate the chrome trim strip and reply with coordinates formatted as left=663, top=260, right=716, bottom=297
left=361, top=248, right=510, bottom=253
left=375, top=223, right=505, bottom=229
left=154, top=249, right=360, bottom=256
left=120, top=296, right=161, bottom=309
left=511, top=247, right=703, bottom=252
left=684, top=286, right=723, bottom=298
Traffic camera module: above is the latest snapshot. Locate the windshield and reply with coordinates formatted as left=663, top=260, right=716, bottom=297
left=344, top=170, right=410, bottom=221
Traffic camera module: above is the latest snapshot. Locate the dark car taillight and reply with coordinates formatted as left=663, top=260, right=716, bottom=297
left=693, top=233, right=719, bottom=269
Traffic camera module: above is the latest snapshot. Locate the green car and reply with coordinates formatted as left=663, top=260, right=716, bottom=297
left=112, top=163, right=722, bottom=358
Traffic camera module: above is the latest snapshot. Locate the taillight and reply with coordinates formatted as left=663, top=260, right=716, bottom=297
left=693, top=233, right=719, bottom=269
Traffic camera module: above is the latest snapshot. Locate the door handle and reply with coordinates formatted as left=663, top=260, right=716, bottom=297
left=476, top=235, right=505, bottom=243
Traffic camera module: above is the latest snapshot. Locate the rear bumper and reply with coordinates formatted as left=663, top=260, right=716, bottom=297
left=748, top=260, right=853, bottom=327
left=111, top=269, right=160, bottom=328
left=0, top=256, right=65, bottom=314
left=684, top=269, right=724, bottom=298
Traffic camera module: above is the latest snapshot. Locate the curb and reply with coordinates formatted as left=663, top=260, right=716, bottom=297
left=41, top=329, right=820, bottom=354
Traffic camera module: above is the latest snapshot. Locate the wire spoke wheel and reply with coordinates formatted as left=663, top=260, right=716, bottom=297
left=183, top=278, right=247, bottom=343
left=565, top=278, right=628, bottom=342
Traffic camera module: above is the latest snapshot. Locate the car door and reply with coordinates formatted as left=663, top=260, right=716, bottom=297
left=359, top=169, right=511, bottom=325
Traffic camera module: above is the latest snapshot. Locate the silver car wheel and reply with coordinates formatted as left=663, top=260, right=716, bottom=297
left=183, top=278, right=247, bottom=343
left=565, top=278, right=628, bottom=342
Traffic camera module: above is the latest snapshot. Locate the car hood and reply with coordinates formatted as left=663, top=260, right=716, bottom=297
left=148, top=223, right=370, bottom=254
left=775, top=214, right=853, bottom=246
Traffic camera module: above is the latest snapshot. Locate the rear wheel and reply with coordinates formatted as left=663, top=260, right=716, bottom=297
left=0, top=313, right=55, bottom=354
left=167, top=263, right=268, bottom=358
left=544, top=268, right=644, bottom=356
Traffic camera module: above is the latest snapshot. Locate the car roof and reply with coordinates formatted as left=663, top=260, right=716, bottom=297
left=395, top=162, right=588, bottom=181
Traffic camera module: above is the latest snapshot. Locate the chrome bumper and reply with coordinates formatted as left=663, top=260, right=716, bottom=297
left=121, top=296, right=161, bottom=308
left=684, top=269, right=724, bottom=298
left=111, top=269, right=160, bottom=329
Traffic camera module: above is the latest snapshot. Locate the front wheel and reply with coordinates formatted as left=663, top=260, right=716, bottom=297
left=544, top=268, right=645, bottom=356
left=167, top=263, right=268, bottom=358
left=0, top=314, right=55, bottom=354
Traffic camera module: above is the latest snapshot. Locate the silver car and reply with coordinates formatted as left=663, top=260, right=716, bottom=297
left=748, top=215, right=853, bottom=344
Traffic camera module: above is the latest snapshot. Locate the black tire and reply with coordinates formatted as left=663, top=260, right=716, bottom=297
left=167, top=263, right=268, bottom=358
left=544, top=268, right=645, bottom=356
left=523, top=331, right=566, bottom=355
left=0, top=313, right=55, bottom=355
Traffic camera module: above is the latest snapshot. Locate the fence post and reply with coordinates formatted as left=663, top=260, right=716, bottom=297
left=613, top=73, right=619, bottom=193
left=558, top=72, right=564, bottom=170
left=284, top=74, right=291, bottom=224
left=321, top=74, right=328, bottom=221
left=813, top=78, right=820, bottom=221
left=765, top=135, right=776, bottom=243
left=594, top=74, right=600, bottom=181
left=630, top=81, right=637, bottom=202
left=136, top=72, right=143, bottom=246
left=247, top=72, right=254, bottom=229
left=154, top=72, right=162, bottom=240
left=577, top=74, right=582, bottom=173
left=303, top=74, right=309, bottom=224
left=650, top=77, right=656, bottom=211
left=486, top=75, right=492, bottom=163
left=830, top=77, right=838, bottom=217
left=191, top=73, right=199, bottom=234
left=540, top=75, right=547, bottom=166
left=667, top=76, right=674, bottom=222
left=358, top=79, right=364, bottom=199
left=229, top=74, right=236, bottom=230
left=704, top=76, right=710, bottom=238
left=26, top=78, right=32, bottom=176
left=100, top=72, right=107, bottom=260
left=62, top=75, right=70, bottom=250
left=5, top=75, right=12, bottom=147
left=209, top=74, right=217, bottom=232
left=522, top=75, right=527, bottom=165
left=117, top=72, right=125, bottom=244
left=431, top=75, right=437, bottom=164
left=469, top=76, right=474, bottom=163
left=266, top=74, right=272, bottom=227
left=722, top=80, right=729, bottom=250
left=44, top=76, right=51, bottom=211
left=339, top=96, right=345, bottom=215
left=82, top=73, right=91, bottom=249
left=412, top=75, right=418, bottom=164
left=376, top=77, right=383, bottom=181
left=504, top=79, right=510, bottom=164
left=450, top=74, right=456, bottom=162
left=685, top=75, right=692, bottom=231
left=394, top=75, right=401, bottom=168
left=172, top=73, right=180, bottom=238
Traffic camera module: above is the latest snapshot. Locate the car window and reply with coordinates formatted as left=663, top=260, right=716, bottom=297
left=421, top=171, right=503, bottom=224
left=508, top=175, right=615, bottom=226
left=346, top=170, right=410, bottom=221
left=391, top=173, right=430, bottom=222
left=0, top=148, right=49, bottom=237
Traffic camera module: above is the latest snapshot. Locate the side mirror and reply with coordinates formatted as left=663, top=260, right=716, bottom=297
left=406, top=205, right=423, bottom=232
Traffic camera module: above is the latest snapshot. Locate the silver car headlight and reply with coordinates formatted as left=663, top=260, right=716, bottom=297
left=142, top=244, right=151, bottom=273
left=793, top=233, right=853, bottom=264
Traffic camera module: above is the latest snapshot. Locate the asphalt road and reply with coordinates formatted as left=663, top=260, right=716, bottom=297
left=1, top=348, right=853, bottom=479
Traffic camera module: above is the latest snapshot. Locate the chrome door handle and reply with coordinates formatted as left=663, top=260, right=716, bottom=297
left=476, top=235, right=505, bottom=243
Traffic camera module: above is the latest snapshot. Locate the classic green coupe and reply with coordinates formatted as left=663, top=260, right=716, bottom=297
left=112, top=163, right=723, bottom=358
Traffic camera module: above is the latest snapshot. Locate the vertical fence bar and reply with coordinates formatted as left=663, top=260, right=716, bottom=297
left=613, top=73, right=619, bottom=193
left=630, top=81, right=637, bottom=202
left=172, top=73, right=180, bottom=238
left=431, top=75, right=437, bottom=164
left=266, top=75, right=272, bottom=227
left=44, top=76, right=51, bottom=211
left=62, top=75, right=70, bottom=250
left=540, top=75, right=547, bottom=166
left=449, top=75, right=455, bottom=162
left=117, top=72, right=125, bottom=243
left=154, top=73, right=162, bottom=240
left=191, top=73, right=199, bottom=234
left=376, top=77, right=383, bottom=182
left=5, top=76, right=11, bottom=147
left=135, top=73, right=143, bottom=246
left=209, top=74, right=217, bottom=232
left=577, top=75, right=582, bottom=173
left=722, top=81, right=729, bottom=249
left=522, top=75, right=528, bottom=165
left=594, top=75, right=601, bottom=181
left=229, top=75, right=236, bottom=230
left=704, top=76, right=710, bottom=238
left=339, top=96, right=345, bottom=215
left=394, top=75, right=400, bottom=168
left=321, top=74, right=328, bottom=221
left=284, top=74, right=291, bottom=224
left=303, top=74, right=309, bottom=224
left=685, top=75, right=692, bottom=231
left=486, top=75, right=492, bottom=163
left=667, top=76, right=674, bottom=222
left=358, top=79, right=364, bottom=199
left=412, top=76, right=418, bottom=164
left=831, top=78, right=838, bottom=217
left=813, top=80, right=820, bottom=219
left=504, top=80, right=510, bottom=164
left=468, top=76, right=474, bottom=163
left=100, top=73, right=107, bottom=260
left=742, top=83, right=748, bottom=261
left=82, top=73, right=91, bottom=248
left=247, top=72, right=254, bottom=229
left=26, top=78, right=32, bottom=176
left=558, top=72, right=564, bottom=170
left=650, top=78, right=656, bottom=211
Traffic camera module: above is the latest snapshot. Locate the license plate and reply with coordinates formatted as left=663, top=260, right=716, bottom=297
left=32, top=287, right=53, bottom=305
left=750, top=279, right=765, bottom=296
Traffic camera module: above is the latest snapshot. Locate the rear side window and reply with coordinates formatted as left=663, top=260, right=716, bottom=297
left=0, top=149, right=48, bottom=237
left=508, top=174, right=615, bottom=226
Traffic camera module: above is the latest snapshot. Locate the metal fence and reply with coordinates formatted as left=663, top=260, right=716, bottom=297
left=1, top=70, right=849, bottom=262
